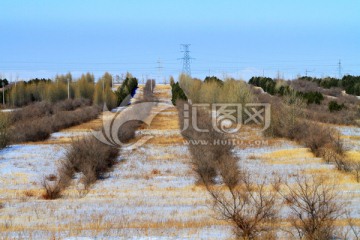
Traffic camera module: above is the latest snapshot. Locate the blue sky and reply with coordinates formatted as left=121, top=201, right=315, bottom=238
left=0, top=0, right=359, bottom=81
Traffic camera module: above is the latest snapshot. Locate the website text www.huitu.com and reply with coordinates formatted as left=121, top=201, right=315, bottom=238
left=183, top=139, right=269, bottom=147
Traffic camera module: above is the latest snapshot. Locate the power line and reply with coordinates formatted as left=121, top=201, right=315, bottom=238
left=156, top=58, right=163, bottom=83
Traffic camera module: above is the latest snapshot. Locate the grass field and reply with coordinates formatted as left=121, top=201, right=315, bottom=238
left=0, top=84, right=359, bottom=239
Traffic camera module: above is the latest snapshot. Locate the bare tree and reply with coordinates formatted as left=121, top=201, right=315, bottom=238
left=346, top=213, right=360, bottom=240
left=350, top=161, right=360, bottom=183
left=281, top=175, right=345, bottom=240
left=203, top=170, right=281, bottom=240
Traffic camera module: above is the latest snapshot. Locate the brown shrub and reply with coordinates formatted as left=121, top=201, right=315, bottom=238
left=204, top=170, right=280, bottom=239
left=300, top=123, right=336, bottom=157
left=11, top=99, right=92, bottom=124
left=41, top=177, right=62, bottom=200
left=10, top=117, right=53, bottom=143
left=281, top=175, right=345, bottom=240
left=11, top=101, right=53, bottom=123
left=64, top=136, right=119, bottom=187
left=177, top=100, right=240, bottom=185
left=350, top=161, right=360, bottom=183
left=51, top=106, right=100, bottom=132
left=43, top=136, right=120, bottom=199
left=52, top=98, right=91, bottom=112
left=10, top=106, right=100, bottom=143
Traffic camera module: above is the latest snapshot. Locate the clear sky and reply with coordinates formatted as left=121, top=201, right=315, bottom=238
left=0, top=0, right=359, bottom=81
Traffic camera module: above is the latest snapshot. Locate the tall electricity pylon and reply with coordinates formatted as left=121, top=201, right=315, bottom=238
left=179, top=44, right=194, bottom=76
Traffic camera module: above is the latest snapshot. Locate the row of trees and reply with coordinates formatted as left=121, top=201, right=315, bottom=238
left=180, top=74, right=254, bottom=105
left=249, top=76, right=326, bottom=105
left=301, top=75, right=360, bottom=96
left=4, top=72, right=129, bottom=110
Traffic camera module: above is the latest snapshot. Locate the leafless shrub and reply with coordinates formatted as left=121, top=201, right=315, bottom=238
left=304, top=102, right=360, bottom=126
left=64, top=136, right=119, bottom=187
left=281, top=175, right=345, bottom=240
left=349, top=161, right=360, bottom=183
left=42, top=159, right=75, bottom=200
left=331, top=132, right=347, bottom=155
left=42, top=136, right=119, bottom=199
left=10, top=117, right=53, bottom=142
left=204, top=170, right=280, bottom=239
left=52, top=98, right=91, bottom=112
left=301, top=123, right=337, bottom=157
left=334, top=155, right=352, bottom=173
left=265, top=93, right=306, bottom=140
left=11, top=99, right=92, bottom=124
left=319, top=143, right=351, bottom=172
left=346, top=213, right=360, bottom=240
left=218, top=154, right=241, bottom=188
left=41, top=177, right=62, bottom=200
left=319, top=147, right=337, bottom=164
left=10, top=106, right=101, bottom=143
left=289, top=79, right=322, bottom=93
left=177, top=100, right=239, bottom=185
left=51, top=106, right=100, bottom=132
left=11, top=101, right=53, bottom=123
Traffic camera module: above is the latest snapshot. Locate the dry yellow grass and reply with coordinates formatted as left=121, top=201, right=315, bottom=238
left=302, top=168, right=359, bottom=185
left=148, top=154, right=188, bottom=161
left=261, top=148, right=317, bottom=164
left=346, top=151, right=360, bottom=162
left=147, top=114, right=180, bottom=130
left=146, top=135, right=184, bottom=145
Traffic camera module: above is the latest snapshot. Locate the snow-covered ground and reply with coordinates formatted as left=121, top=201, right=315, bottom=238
left=1, top=85, right=359, bottom=239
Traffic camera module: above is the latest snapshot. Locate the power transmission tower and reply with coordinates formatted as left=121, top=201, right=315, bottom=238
left=179, top=44, right=194, bottom=76
left=338, top=59, right=342, bottom=79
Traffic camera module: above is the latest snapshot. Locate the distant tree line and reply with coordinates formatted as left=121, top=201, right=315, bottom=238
left=300, top=75, right=360, bottom=96
left=2, top=72, right=137, bottom=110
left=249, top=76, right=324, bottom=105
